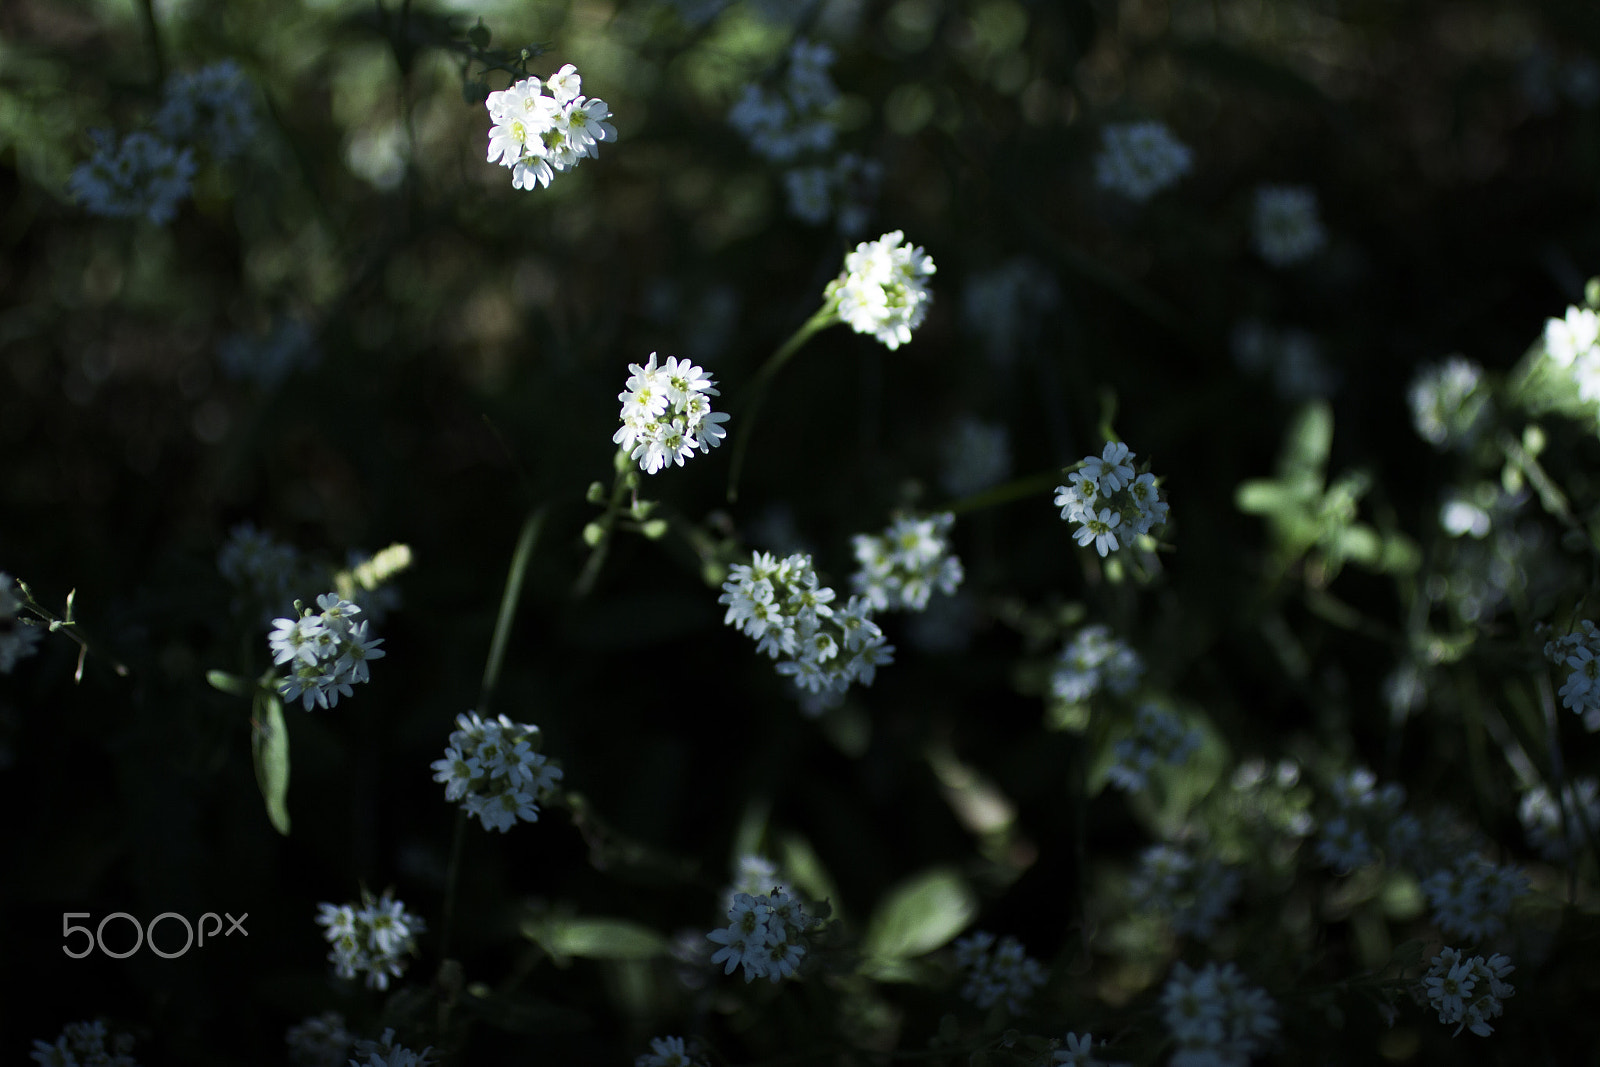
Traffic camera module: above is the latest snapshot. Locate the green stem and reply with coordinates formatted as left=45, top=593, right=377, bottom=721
left=481, top=506, right=545, bottom=713
left=574, top=455, right=633, bottom=599
left=137, top=0, right=166, bottom=86
left=14, top=582, right=127, bottom=682
left=943, top=469, right=1061, bottom=517
left=726, top=306, right=838, bottom=503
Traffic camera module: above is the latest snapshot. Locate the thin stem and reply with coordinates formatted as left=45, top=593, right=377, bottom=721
left=481, top=506, right=545, bottom=713
left=726, top=307, right=838, bottom=503
left=137, top=0, right=166, bottom=87
left=574, top=456, right=633, bottom=599
left=944, top=469, right=1061, bottom=517
left=14, top=582, right=128, bottom=682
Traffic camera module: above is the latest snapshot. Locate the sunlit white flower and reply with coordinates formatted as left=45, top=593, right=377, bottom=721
left=614, top=353, right=728, bottom=474
left=823, top=230, right=935, bottom=350
left=485, top=66, right=614, bottom=190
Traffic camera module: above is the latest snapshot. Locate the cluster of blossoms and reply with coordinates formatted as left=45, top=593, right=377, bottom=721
left=431, top=711, right=564, bottom=832
left=30, top=1019, right=140, bottom=1067
left=1106, top=705, right=1201, bottom=792
left=218, top=316, right=319, bottom=388
left=1, top=572, right=42, bottom=673
left=1050, top=1032, right=1129, bottom=1067
left=1093, top=120, right=1193, bottom=202
left=1519, top=777, right=1600, bottom=862
left=285, top=1011, right=352, bottom=1067
left=1160, top=961, right=1280, bottom=1067
left=70, top=61, right=256, bottom=225
left=68, top=131, right=196, bottom=225
left=850, top=512, right=964, bottom=612
left=719, top=551, right=893, bottom=707
left=1540, top=302, right=1600, bottom=406
left=315, top=888, right=426, bottom=991
left=1053, top=442, right=1169, bottom=557
left=962, top=258, right=1059, bottom=365
left=1314, top=767, right=1406, bottom=872
left=348, top=1029, right=433, bottom=1067
left=485, top=63, right=616, bottom=191
left=951, top=932, right=1048, bottom=1014
left=267, top=594, right=385, bottom=710
left=1232, top=319, right=1338, bottom=399
left=152, top=60, right=257, bottom=162
left=1251, top=184, right=1326, bottom=267
left=1544, top=619, right=1600, bottom=729
left=635, top=1036, right=707, bottom=1067
left=1419, top=854, right=1530, bottom=942
left=1050, top=624, right=1144, bottom=705
left=730, top=40, right=839, bottom=164
left=940, top=415, right=1012, bottom=497
left=219, top=524, right=309, bottom=621
left=1419, top=947, right=1515, bottom=1037
left=1408, top=357, right=1492, bottom=450
left=823, top=231, right=936, bottom=350
left=706, top=888, right=821, bottom=983
left=613, top=353, right=729, bottom=475
left=1128, top=844, right=1242, bottom=939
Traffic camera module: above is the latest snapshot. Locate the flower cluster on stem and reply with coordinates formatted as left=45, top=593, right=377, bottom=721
left=431, top=711, right=564, bottom=832
left=1093, top=121, right=1192, bottom=202
left=951, top=931, right=1048, bottom=1014
left=719, top=551, right=893, bottom=707
left=850, top=512, right=963, bottom=612
left=822, top=230, right=935, bottom=350
left=485, top=63, right=615, bottom=191
left=315, top=888, right=426, bottom=991
left=706, top=888, right=821, bottom=983
left=1160, top=960, right=1279, bottom=1066
left=614, top=352, right=729, bottom=474
left=1420, top=947, right=1514, bottom=1037
left=1053, top=442, right=1169, bottom=557
left=267, top=594, right=385, bottom=710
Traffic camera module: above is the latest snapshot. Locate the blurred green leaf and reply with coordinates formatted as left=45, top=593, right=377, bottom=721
left=251, top=693, right=290, bottom=836
left=522, top=915, right=667, bottom=964
left=860, top=867, right=977, bottom=965
left=206, top=670, right=252, bottom=698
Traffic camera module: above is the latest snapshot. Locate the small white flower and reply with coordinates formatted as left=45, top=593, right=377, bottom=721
left=1094, top=120, right=1192, bottom=202
left=823, top=231, right=936, bottom=350
left=1252, top=184, right=1326, bottom=266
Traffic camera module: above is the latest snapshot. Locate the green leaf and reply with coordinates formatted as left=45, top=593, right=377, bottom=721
left=206, top=669, right=253, bottom=698
left=860, top=867, right=976, bottom=964
left=252, top=693, right=291, bottom=835
left=523, top=916, right=666, bottom=963
left=1284, top=401, right=1333, bottom=479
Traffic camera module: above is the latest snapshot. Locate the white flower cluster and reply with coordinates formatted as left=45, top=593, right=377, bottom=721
left=0, top=572, right=42, bottom=673
left=1106, top=705, right=1201, bottom=792
left=70, top=61, right=258, bottom=225
left=706, top=888, right=820, bottom=983
left=267, top=594, right=385, bottom=711
left=719, top=551, right=894, bottom=706
left=315, top=888, right=426, bottom=991
left=1231, top=319, right=1338, bottom=399
left=1051, top=1032, right=1129, bottom=1067
left=1519, top=777, right=1600, bottom=863
left=485, top=63, right=616, bottom=191
left=1314, top=767, right=1406, bottom=872
left=850, top=512, right=964, bottom=613
left=1541, top=303, right=1600, bottom=405
left=941, top=415, right=1012, bottom=497
left=30, top=1019, right=140, bottom=1067
left=153, top=60, right=257, bottom=162
left=1545, top=619, right=1600, bottom=729
left=635, top=1035, right=707, bottom=1067
left=823, top=230, right=936, bottom=350
left=1093, top=121, right=1193, bottom=202
left=286, top=1011, right=352, bottom=1067
left=1160, top=961, right=1279, bottom=1067
left=218, top=316, right=319, bottom=388
left=952, top=931, right=1048, bottom=1014
left=1408, top=357, right=1492, bottom=450
left=729, top=40, right=839, bottom=165
left=431, top=711, right=564, bottom=833
left=1129, top=844, right=1241, bottom=939
left=69, top=130, right=197, bottom=225
left=1053, top=442, right=1169, bottom=557
left=348, top=1028, right=433, bottom=1067
left=613, top=352, right=729, bottom=474
left=1421, top=947, right=1514, bottom=1037
left=1050, top=623, right=1143, bottom=705
left=1251, top=184, right=1326, bottom=267
left=1419, top=854, right=1529, bottom=942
